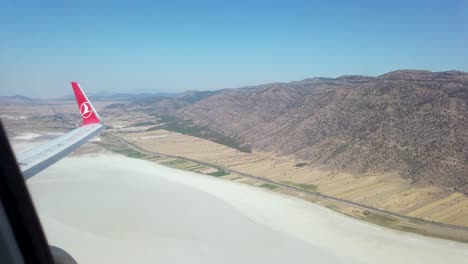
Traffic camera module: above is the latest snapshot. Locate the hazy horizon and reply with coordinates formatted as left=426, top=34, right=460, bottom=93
left=2, top=68, right=467, bottom=99
left=1, top=1, right=468, bottom=97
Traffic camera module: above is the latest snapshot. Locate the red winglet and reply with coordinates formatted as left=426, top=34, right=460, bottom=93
left=71, top=82, right=101, bottom=126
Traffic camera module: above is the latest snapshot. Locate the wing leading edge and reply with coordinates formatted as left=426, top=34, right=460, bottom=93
left=17, top=82, right=104, bottom=180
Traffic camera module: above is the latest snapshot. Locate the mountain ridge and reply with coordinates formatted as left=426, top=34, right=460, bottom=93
left=117, top=70, right=468, bottom=193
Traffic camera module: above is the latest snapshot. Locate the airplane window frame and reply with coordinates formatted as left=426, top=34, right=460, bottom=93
left=0, top=120, right=54, bottom=264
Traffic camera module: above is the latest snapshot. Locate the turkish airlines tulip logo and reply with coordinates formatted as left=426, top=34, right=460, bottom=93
left=80, top=102, right=93, bottom=119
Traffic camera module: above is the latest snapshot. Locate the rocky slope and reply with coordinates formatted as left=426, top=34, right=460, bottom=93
left=127, top=70, right=468, bottom=193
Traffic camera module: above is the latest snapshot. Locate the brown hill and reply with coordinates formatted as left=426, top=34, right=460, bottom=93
left=120, top=70, right=468, bottom=193
left=172, top=70, right=468, bottom=193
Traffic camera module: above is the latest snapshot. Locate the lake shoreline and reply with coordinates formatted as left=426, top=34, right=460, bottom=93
left=92, top=132, right=468, bottom=243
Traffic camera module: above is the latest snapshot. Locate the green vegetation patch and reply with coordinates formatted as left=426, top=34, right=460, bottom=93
left=149, top=114, right=252, bottom=153
left=295, top=183, right=318, bottom=191
left=295, top=162, right=307, bottom=167
left=132, top=121, right=158, bottom=127
left=208, top=170, right=230, bottom=177
left=161, top=158, right=215, bottom=173
left=189, top=166, right=208, bottom=172
left=398, top=226, right=426, bottom=234
left=281, top=181, right=318, bottom=192
left=94, top=142, right=117, bottom=149
left=362, top=213, right=398, bottom=226
left=95, top=138, right=149, bottom=159
left=111, top=147, right=148, bottom=159
left=178, top=164, right=208, bottom=172
left=183, top=164, right=204, bottom=169
left=161, top=159, right=188, bottom=166
left=259, top=183, right=280, bottom=190
left=325, top=204, right=340, bottom=211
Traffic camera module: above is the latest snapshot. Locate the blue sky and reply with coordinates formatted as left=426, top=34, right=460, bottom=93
left=1, top=0, right=467, bottom=97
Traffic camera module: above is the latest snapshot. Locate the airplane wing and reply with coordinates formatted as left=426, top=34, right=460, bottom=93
left=17, top=82, right=104, bottom=180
